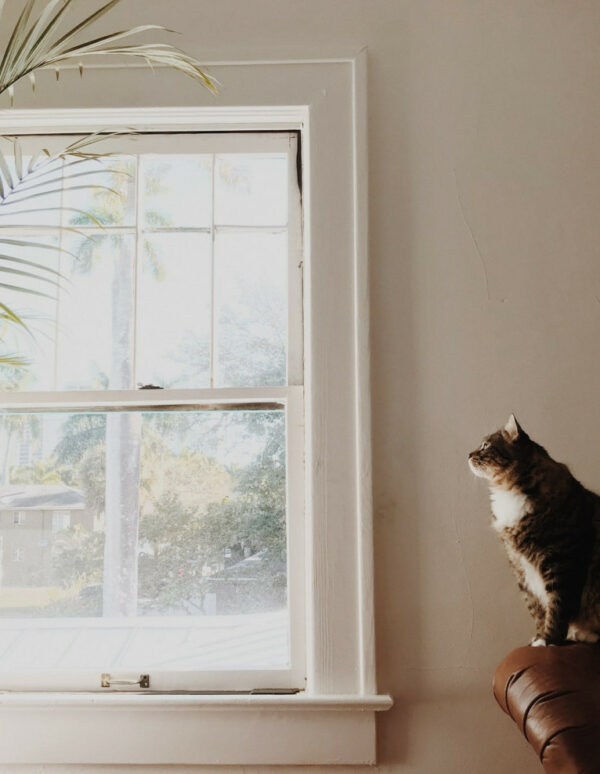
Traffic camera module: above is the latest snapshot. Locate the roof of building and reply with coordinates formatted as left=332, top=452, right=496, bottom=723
left=0, top=485, right=85, bottom=511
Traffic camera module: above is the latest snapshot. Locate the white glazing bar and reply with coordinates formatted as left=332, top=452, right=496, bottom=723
left=285, top=385, right=307, bottom=688
left=141, top=226, right=211, bottom=234
left=0, top=224, right=135, bottom=235
left=0, top=224, right=288, bottom=235
left=53, top=155, right=67, bottom=391
left=132, top=153, right=142, bottom=387
left=209, top=153, right=216, bottom=388
left=213, top=224, right=288, bottom=233
left=0, top=386, right=292, bottom=411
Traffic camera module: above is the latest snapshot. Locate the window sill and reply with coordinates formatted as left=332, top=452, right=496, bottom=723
left=0, top=692, right=392, bottom=765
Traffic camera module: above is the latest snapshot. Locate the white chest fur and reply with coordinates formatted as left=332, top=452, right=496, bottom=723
left=490, top=487, right=530, bottom=530
left=518, top=555, right=548, bottom=606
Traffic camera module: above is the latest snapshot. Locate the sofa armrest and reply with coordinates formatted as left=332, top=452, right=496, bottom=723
left=493, top=644, right=600, bottom=773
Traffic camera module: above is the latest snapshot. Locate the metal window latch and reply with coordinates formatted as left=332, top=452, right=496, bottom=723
left=101, top=673, right=150, bottom=689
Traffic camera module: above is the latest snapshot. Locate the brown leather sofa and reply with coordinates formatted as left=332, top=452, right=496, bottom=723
left=493, top=644, right=600, bottom=773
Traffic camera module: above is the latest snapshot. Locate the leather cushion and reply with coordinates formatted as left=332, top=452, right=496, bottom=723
left=493, top=644, right=600, bottom=773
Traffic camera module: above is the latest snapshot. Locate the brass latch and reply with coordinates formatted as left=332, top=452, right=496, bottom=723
left=101, top=673, right=150, bottom=689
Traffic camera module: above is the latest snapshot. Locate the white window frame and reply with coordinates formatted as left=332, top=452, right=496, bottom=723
left=0, top=129, right=306, bottom=694
left=0, top=51, right=392, bottom=767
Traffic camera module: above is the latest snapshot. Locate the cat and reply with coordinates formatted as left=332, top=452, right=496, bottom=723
left=469, top=414, right=600, bottom=647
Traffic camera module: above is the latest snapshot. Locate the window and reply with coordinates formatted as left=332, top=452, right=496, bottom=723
left=12, top=511, right=24, bottom=526
left=0, top=54, right=390, bottom=767
left=0, top=131, right=304, bottom=691
left=51, top=512, right=70, bottom=532
left=12, top=547, right=23, bottom=562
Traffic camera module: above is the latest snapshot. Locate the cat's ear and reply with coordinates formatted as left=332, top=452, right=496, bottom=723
left=504, top=413, right=522, bottom=442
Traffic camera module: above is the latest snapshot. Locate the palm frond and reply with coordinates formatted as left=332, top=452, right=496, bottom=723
left=0, top=133, right=128, bottom=357
left=0, top=249, right=68, bottom=277
left=0, top=300, right=28, bottom=331
left=0, top=352, right=29, bottom=367
left=0, top=0, right=218, bottom=104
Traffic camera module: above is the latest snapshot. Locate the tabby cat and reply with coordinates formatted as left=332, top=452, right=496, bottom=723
left=469, top=414, right=600, bottom=646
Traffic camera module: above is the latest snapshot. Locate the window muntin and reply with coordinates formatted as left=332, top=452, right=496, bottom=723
left=0, top=132, right=304, bottom=691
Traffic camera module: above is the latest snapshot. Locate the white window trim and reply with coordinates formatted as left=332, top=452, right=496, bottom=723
left=0, top=50, right=392, bottom=767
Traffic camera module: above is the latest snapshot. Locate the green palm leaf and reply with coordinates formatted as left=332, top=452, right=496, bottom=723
left=0, top=300, right=29, bottom=331
left=0, top=352, right=29, bottom=367
left=0, top=0, right=218, bottom=104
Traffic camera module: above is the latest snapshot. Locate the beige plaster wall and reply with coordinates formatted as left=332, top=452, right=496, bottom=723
left=6, top=1, right=599, bottom=771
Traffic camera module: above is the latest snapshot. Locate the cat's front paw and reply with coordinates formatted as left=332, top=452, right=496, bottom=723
left=530, top=637, right=547, bottom=647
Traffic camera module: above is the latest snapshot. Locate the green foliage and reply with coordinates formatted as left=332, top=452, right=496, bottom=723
left=10, top=455, right=73, bottom=485
left=51, top=524, right=104, bottom=591
left=203, top=451, right=286, bottom=566
left=54, top=413, right=106, bottom=466
left=76, top=441, right=106, bottom=515
left=45, top=411, right=287, bottom=616
left=138, top=492, right=206, bottom=612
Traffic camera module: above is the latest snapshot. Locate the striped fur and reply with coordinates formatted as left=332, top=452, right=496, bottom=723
left=469, top=415, right=600, bottom=646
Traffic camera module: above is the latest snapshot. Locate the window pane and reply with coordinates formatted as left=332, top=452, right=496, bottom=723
left=215, top=231, right=287, bottom=387
left=56, top=234, right=136, bottom=390
left=214, top=154, right=288, bottom=226
left=136, top=233, right=211, bottom=388
left=62, top=156, right=136, bottom=227
left=0, top=409, right=288, bottom=671
left=0, top=235, right=59, bottom=391
left=142, top=155, right=211, bottom=228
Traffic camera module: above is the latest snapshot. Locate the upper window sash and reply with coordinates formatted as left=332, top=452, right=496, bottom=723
left=0, top=131, right=303, bottom=394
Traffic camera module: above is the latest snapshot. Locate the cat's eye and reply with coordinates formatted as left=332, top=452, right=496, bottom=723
left=480, top=441, right=491, bottom=451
